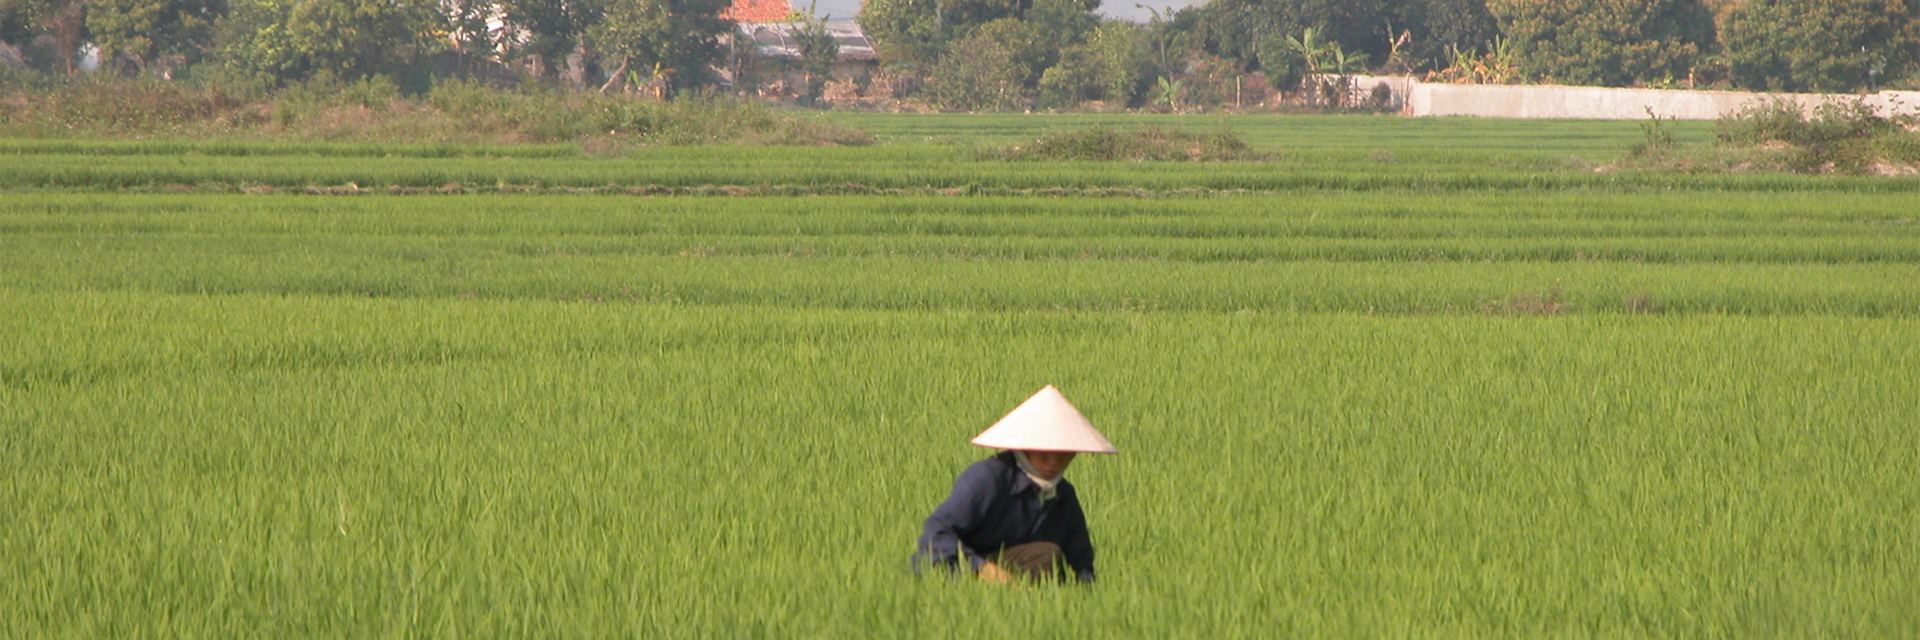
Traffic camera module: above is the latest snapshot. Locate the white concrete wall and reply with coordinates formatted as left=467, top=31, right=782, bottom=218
left=1347, top=74, right=1413, bottom=109
left=1400, top=81, right=1920, bottom=120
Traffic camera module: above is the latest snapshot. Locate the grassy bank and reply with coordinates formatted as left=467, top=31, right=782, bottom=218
left=0, top=79, right=869, bottom=146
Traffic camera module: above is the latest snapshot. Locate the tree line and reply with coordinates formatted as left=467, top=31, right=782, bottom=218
left=863, top=0, right=1920, bottom=110
left=2, top=0, right=1916, bottom=110
left=1, top=0, right=732, bottom=96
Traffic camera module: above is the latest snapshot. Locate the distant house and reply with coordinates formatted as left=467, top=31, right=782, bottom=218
left=437, top=0, right=883, bottom=95
left=722, top=0, right=879, bottom=101
left=724, top=0, right=879, bottom=85
left=723, top=0, right=795, bottom=22
left=735, top=20, right=878, bottom=80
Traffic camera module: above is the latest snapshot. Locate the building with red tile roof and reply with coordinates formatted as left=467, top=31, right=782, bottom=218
left=723, top=0, right=793, bottom=22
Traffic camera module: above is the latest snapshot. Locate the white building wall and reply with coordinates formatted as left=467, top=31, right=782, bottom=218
left=1397, top=80, right=1920, bottom=120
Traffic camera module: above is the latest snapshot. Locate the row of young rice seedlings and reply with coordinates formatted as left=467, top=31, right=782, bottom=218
left=11, top=145, right=1920, bottom=193
left=10, top=213, right=1918, bottom=265
left=10, top=191, right=1919, bottom=239
left=4, top=228, right=1918, bottom=314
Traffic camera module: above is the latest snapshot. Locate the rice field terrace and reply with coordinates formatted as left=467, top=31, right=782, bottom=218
left=3, top=114, right=1917, bottom=636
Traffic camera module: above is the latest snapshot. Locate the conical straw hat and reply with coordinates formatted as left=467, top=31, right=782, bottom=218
left=971, top=385, right=1117, bottom=454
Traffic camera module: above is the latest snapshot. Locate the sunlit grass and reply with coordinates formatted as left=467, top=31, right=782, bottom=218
left=3, top=115, right=1917, bottom=635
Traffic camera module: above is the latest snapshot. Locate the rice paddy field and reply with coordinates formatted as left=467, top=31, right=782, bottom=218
left=3, top=114, right=1917, bottom=636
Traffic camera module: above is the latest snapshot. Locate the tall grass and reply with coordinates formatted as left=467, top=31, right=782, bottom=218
left=0, top=78, right=870, bottom=146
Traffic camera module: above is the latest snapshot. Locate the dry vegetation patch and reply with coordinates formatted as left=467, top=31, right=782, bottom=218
left=1625, top=99, right=1920, bottom=175
left=983, top=126, right=1271, bottom=162
left=0, top=79, right=871, bottom=147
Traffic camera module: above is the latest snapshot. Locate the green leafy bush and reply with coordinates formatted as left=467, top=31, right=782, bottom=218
left=1486, top=0, right=1716, bottom=86
left=926, top=19, right=1047, bottom=111
left=1037, top=48, right=1106, bottom=110
left=1716, top=99, right=1920, bottom=173
left=1722, top=0, right=1920, bottom=92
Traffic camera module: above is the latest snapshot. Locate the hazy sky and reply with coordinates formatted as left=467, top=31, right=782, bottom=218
left=804, top=0, right=1203, bottom=23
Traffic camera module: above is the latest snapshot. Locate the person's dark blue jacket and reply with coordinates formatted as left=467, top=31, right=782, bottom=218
left=912, top=451, right=1095, bottom=582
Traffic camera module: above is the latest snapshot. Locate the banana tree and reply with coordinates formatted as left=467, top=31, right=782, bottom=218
left=1285, top=27, right=1331, bottom=74
left=1153, top=76, right=1185, bottom=112
left=1327, top=45, right=1369, bottom=75
left=1312, top=44, right=1368, bottom=107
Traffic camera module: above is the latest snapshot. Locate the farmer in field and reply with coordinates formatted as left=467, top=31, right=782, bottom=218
left=912, top=385, right=1115, bottom=584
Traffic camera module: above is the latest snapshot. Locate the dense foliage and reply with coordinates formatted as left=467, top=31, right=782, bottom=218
left=217, top=0, right=447, bottom=86
left=1, top=0, right=1918, bottom=109
left=1722, top=0, right=1920, bottom=92
left=84, top=0, right=226, bottom=75
left=1, top=0, right=736, bottom=94
left=857, top=0, right=1919, bottom=110
left=1485, top=0, right=1716, bottom=86
left=588, top=0, right=732, bottom=96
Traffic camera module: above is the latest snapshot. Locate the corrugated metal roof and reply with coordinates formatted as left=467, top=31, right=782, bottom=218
left=737, top=20, right=877, bottom=62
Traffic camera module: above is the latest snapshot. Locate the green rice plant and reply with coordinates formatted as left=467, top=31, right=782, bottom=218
left=3, top=290, right=1917, bottom=636
left=8, top=141, right=1918, bottom=194
left=2, top=115, right=1917, bottom=636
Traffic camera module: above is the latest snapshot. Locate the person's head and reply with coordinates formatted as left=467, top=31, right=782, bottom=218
left=1020, top=450, right=1077, bottom=479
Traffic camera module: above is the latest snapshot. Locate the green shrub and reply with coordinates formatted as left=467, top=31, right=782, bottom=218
left=0, top=66, right=59, bottom=93
left=1722, top=0, right=1920, bottom=92
left=1486, top=0, right=1715, bottom=87
left=1630, top=107, right=1678, bottom=158
left=1037, top=49, right=1105, bottom=110
left=1715, top=99, right=1805, bottom=146
left=1715, top=98, right=1920, bottom=173
left=926, top=19, right=1043, bottom=111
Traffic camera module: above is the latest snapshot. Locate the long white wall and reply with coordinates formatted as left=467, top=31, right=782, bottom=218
left=1393, top=80, right=1920, bottom=120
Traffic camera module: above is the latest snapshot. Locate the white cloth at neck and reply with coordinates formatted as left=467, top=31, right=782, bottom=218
left=1013, top=451, right=1060, bottom=502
